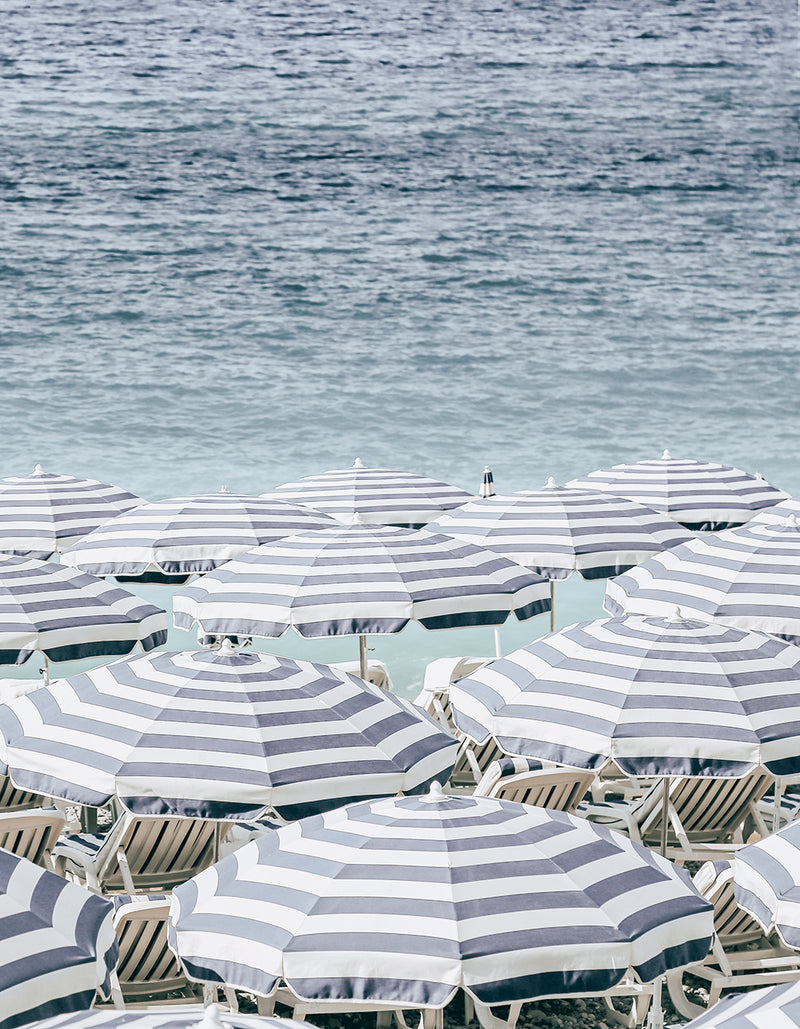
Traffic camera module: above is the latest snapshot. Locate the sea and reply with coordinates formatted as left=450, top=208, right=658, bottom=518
left=2, top=0, right=799, bottom=697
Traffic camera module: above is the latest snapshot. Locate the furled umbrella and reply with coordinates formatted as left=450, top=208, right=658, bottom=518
left=61, top=491, right=338, bottom=585
left=673, top=979, right=800, bottom=1028
left=568, top=451, right=785, bottom=531
left=168, top=787, right=713, bottom=1028
left=0, top=553, right=166, bottom=681
left=266, top=458, right=473, bottom=526
left=734, top=821, right=800, bottom=951
left=0, top=847, right=118, bottom=1028
left=22, top=1007, right=313, bottom=1029
left=0, top=643, right=458, bottom=821
left=172, top=523, right=551, bottom=678
left=604, top=517, right=800, bottom=645
left=449, top=612, right=800, bottom=779
left=0, top=465, right=141, bottom=559
left=429, top=479, right=691, bottom=630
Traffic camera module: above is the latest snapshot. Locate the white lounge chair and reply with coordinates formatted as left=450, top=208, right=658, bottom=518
left=475, top=758, right=596, bottom=814
left=0, top=773, right=47, bottom=812
left=0, top=806, right=66, bottom=870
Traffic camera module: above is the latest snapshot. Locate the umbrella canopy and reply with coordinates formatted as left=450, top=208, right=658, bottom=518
left=0, top=848, right=117, bottom=1028
left=604, top=518, right=800, bottom=645
left=752, top=497, right=800, bottom=523
left=0, top=554, right=166, bottom=667
left=22, top=1007, right=312, bottom=1029
left=675, top=980, right=800, bottom=1028
left=266, top=458, right=473, bottom=525
left=449, top=613, right=800, bottom=777
left=568, top=451, right=785, bottom=531
left=61, top=492, right=337, bottom=585
left=0, top=465, right=141, bottom=560
left=0, top=644, right=458, bottom=821
left=734, top=821, right=800, bottom=950
left=168, top=787, right=713, bottom=1010
left=428, top=479, right=691, bottom=581
left=172, top=524, right=550, bottom=642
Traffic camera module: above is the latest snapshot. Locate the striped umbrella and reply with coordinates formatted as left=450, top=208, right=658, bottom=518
left=61, top=491, right=337, bottom=585
left=752, top=497, right=800, bottom=523
left=675, top=980, right=800, bottom=1028
left=266, top=458, right=473, bottom=525
left=429, top=480, right=691, bottom=630
left=568, top=451, right=785, bottom=530
left=0, top=554, right=166, bottom=677
left=734, top=821, right=800, bottom=950
left=168, top=787, right=713, bottom=1015
left=0, top=643, right=458, bottom=821
left=0, top=465, right=141, bottom=560
left=23, top=1006, right=312, bottom=1029
left=449, top=613, right=800, bottom=778
left=172, top=524, right=550, bottom=676
left=0, top=848, right=117, bottom=1028
left=604, top=518, right=800, bottom=645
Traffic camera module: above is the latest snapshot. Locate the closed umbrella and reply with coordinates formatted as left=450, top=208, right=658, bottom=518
left=266, top=458, right=472, bottom=526
left=604, top=517, right=800, bottom=645
left=429, top=479, right=691, bottom=630
left=0, top=553, right=166, bottom=680
left=172, top=524, right=550, bottom=677
left=568, top=451, right=785, bottom=530
left=0, top=465, right=141, bottom=560
left=168, top=787, right=712, bottom=1025
left=734, top=821, right=800, bottom=950
left=61, top=491, right=337, bottom=585
left=0, top=848, right=117, bottom=1028
left=0, top=643, right=457, bottom=821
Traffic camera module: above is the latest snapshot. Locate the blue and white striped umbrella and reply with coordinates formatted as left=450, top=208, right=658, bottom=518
left=0, top=644, right=458, bottom=821
left=429, top=479, right=691, bottom=581
left=676, top=980, right=800, bottom=1028
left=168, top=787, right=713, bottom=1010
left=752, top=497, right=800, bottom=524
left=604, top=518, right=800, bottom=645
left=266, top=458, right=473, bottom=525
left=450, top=613, right=800, bottom=777
left=568, top=451, right=786, bottom=531
left=0, top=848, right=117, bottom=1028
left=172, top=524, right=550, bottom=642
left=0, top=554, right=166, bottom=668
left=23, top=1005, right=312, bottom=1029
left=734, top=822, right=800, bottom=951
left=61, top=492, right=337, bottom=584
left=0, top=466, right=141, bottom=560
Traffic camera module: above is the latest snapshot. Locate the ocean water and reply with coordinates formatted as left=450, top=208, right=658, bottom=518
left=2, top=0, right=799, bottom=695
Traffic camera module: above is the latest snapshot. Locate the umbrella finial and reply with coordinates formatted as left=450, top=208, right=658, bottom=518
left=661, top=449, right=672, bottom=460
left=218, top=638, right=238, bottom=656
left=193, top=1004, right=225, bottom=1029
left=32, top=464, right=45, bottom=475
left=545, top=476, right=557, bottom=489
left=353, top=458, right=364, bottom=468
left=218, top=485, right=230, bottom=493
left=419, top=781, right=451, bottom=804
left=786, top=514, right=799, bottom=529
left=672, top=606, right=685, bottom=623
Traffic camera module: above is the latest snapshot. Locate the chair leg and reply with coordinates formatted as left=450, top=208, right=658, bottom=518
left=257, top=996, right=276, bottom=1016
left=664, top=970, right=705, bottom=1021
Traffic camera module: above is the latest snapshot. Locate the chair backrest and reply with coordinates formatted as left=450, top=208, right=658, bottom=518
left=476, top=764, right=596, bottom=814
left=414, top=656, right=490, bottom=732
left=109, top=894, right=196, bottom=1004
left=693, top=860, right=766, bottom=947
left=95, top=813, right=230, bottom=893
left=638, top=772, right=773, bottom=845
left=0, top=774, right=46, bottom=812
left=0, top=807, right=66, bottom=869
left=449, top=734, right=505, bottom=787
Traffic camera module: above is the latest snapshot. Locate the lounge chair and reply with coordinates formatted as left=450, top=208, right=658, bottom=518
left=579, top=770, right=773, bottom=862
left=0, top=772, right=46, bottom=812
left=475, top=758, right=596, bottom=814
left=666, top=860, right=800, bottom=1018
left=53, top=810, right=231, bottom=894
left=413, top=656, right=491, bottom=733
left=0, top=806, right=66, bottom=870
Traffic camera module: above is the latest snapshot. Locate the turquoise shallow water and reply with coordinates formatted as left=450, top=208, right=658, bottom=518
left=2, top=0, right=798, bottom=696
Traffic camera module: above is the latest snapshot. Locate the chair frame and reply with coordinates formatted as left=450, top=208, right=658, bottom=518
left=0, top=806, right=66, bottom=870
left=475, top=765, right=596, bottom=814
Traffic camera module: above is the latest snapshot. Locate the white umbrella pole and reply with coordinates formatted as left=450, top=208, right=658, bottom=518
left=550, top=579, right=555, bottom=633
left=493, top=627, right=502, bottom=659
left=359, top=634, right=368, bottom=681
left=645, top=976, right=664, bottom=1029
left=41, top=655, right=51, bottom=686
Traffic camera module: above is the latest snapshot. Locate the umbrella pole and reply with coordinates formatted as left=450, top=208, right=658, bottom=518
left=550, top=579, right=555, bottom=633
left=660, top=776, right=671, bottom=858
left=645, top=975, right=664, bottom=1029
left=41, top=655, right=51, bottom=686
left=359, top=634, right=368, bottom=681
left=493, top=627, right=502, bottom=659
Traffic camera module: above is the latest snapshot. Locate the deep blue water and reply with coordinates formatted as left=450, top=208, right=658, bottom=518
left=2, top=0, right=799, bottom=692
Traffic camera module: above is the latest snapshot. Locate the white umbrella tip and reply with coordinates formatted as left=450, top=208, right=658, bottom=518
left=193, top=1005, right=225, bottom=1029
left=671, top=606, right=685, bottom=622
left=661, top=449, right=672, bottom=460
left=217, top=638, right=238, bottom=656
left=353, top=457, right=364, bottom=468
left=32, top=464, right=45, bottom=475
left=483, top=466, right=491, bottom=473
left=420, top=781, right=449, bottom=804
left=218, top=485, right=230, bottom=493
left=545, top=476, right=557, bottom=489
